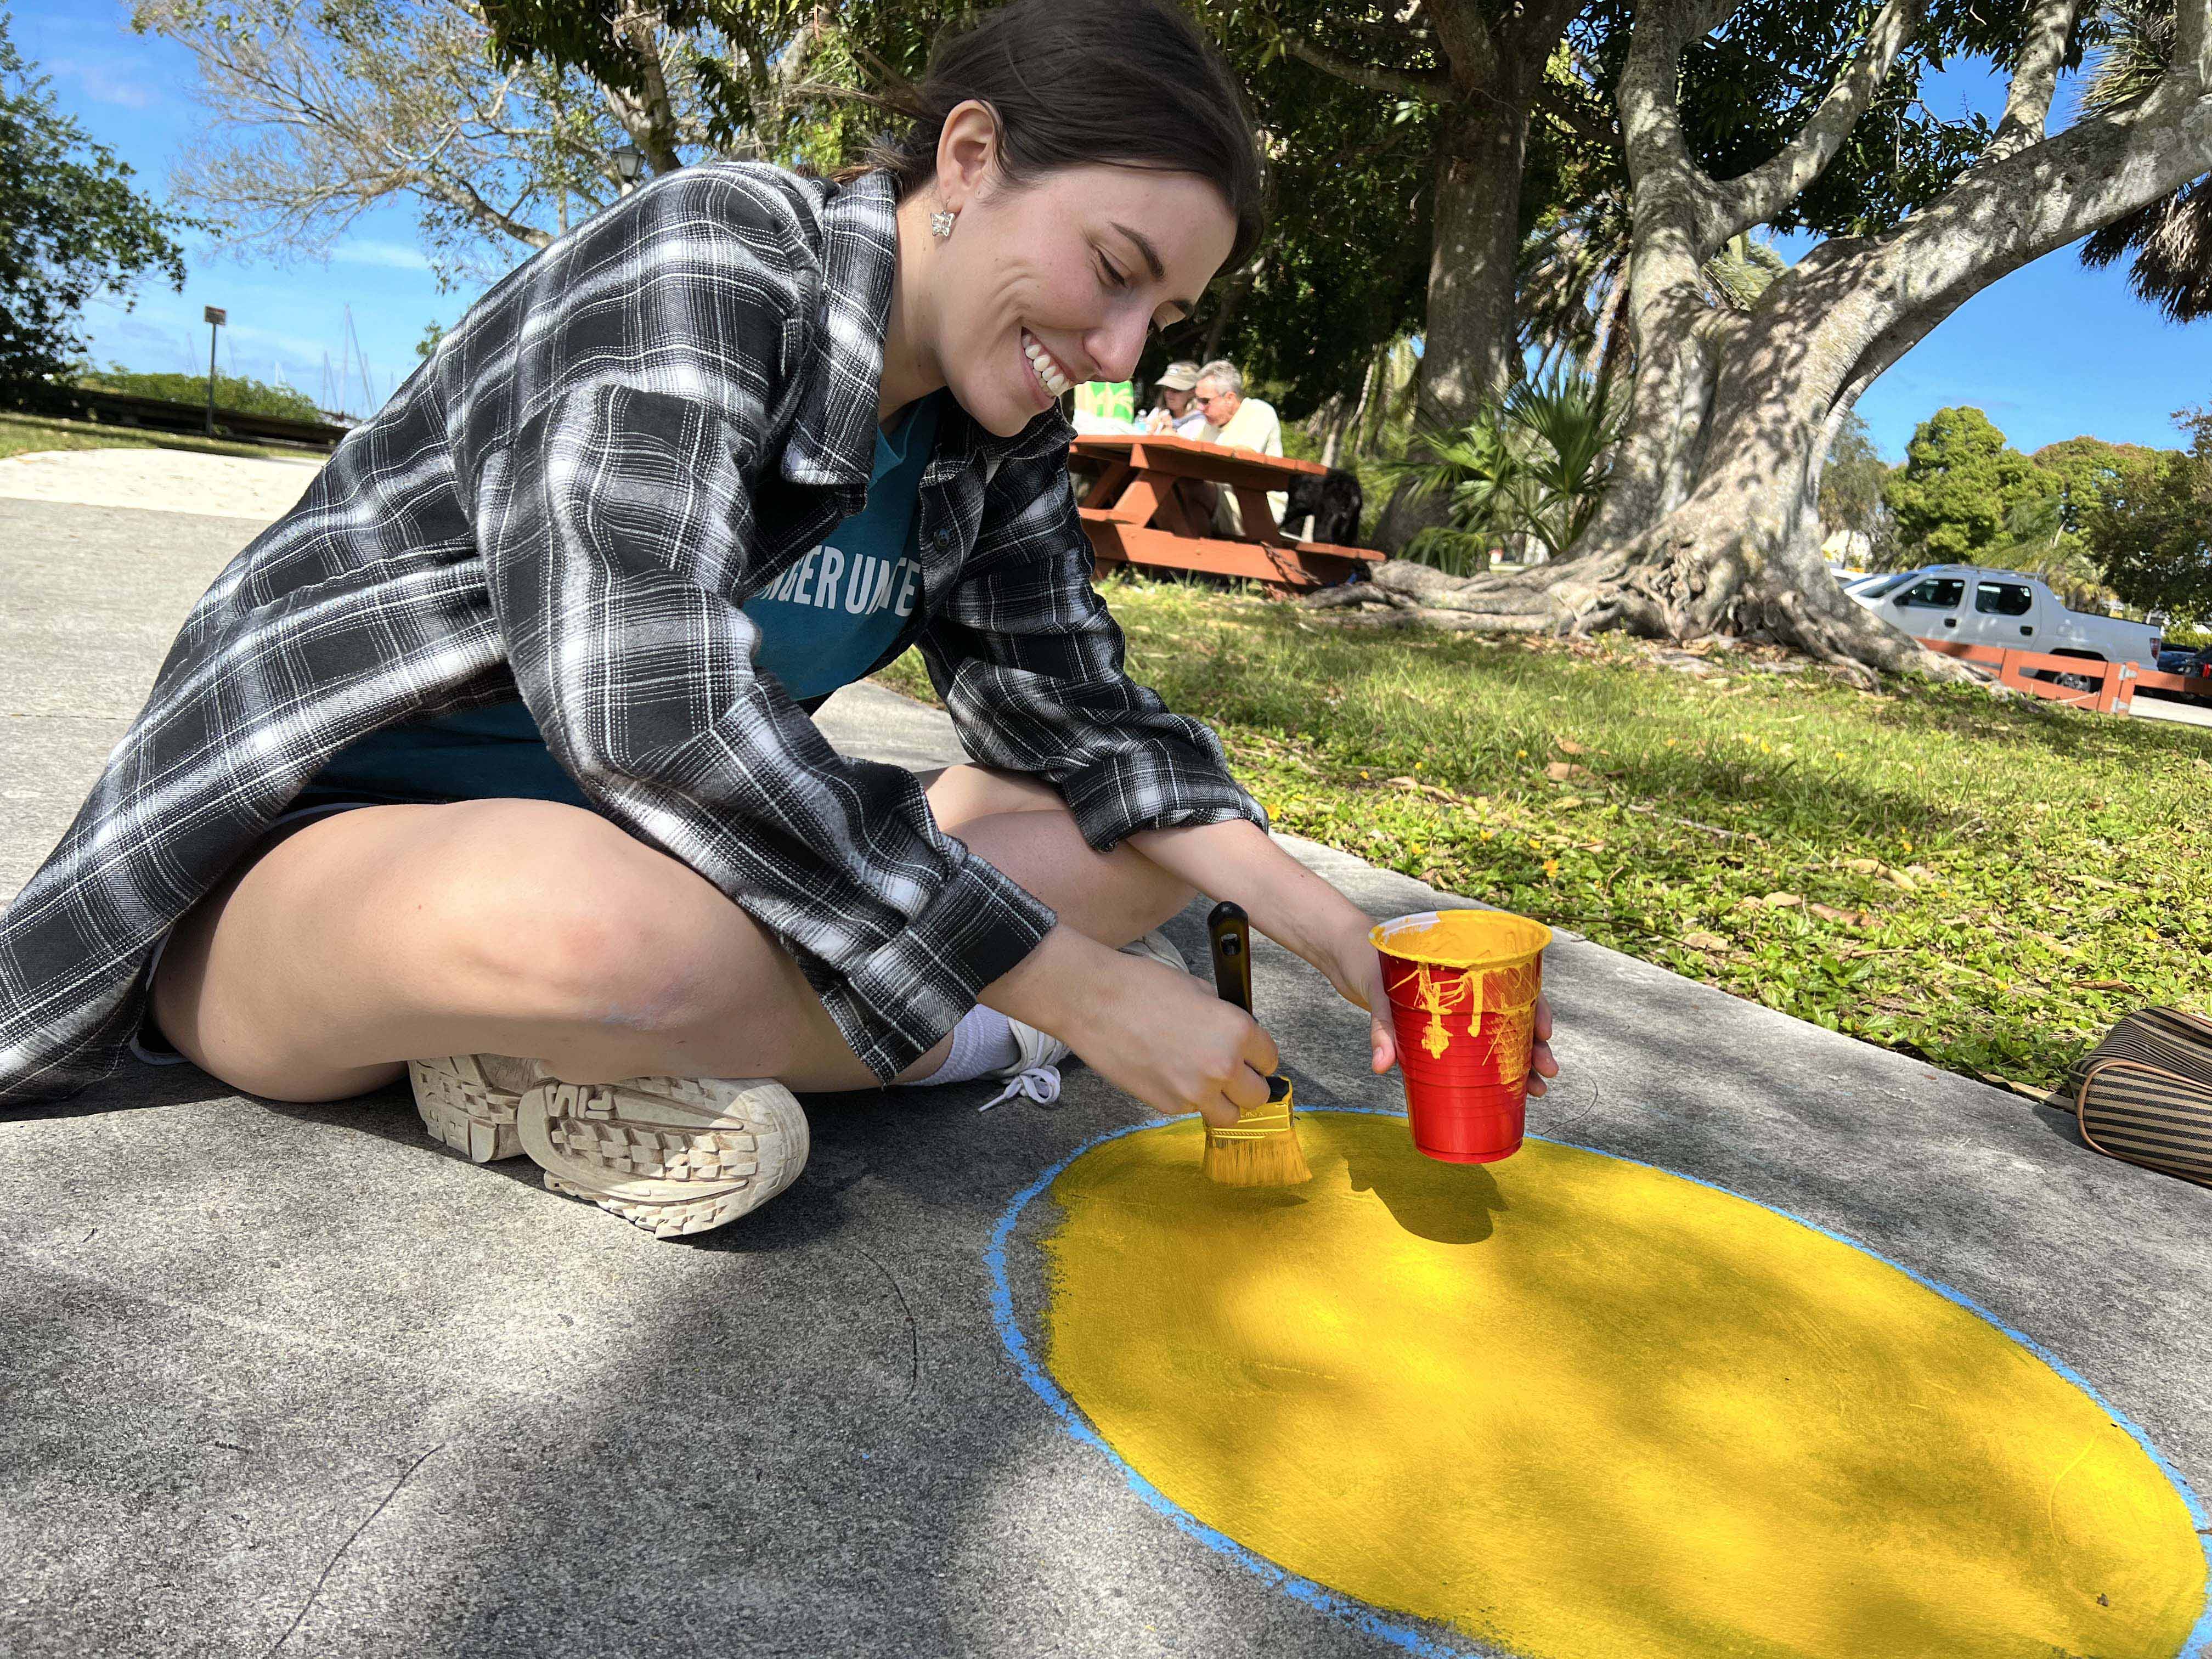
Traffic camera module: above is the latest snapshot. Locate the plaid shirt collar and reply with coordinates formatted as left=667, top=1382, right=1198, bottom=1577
left=779, top=169, right=1070, bottom=494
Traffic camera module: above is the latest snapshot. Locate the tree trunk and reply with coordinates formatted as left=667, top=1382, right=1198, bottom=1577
left=1372, top=96, right=1533, bottom=550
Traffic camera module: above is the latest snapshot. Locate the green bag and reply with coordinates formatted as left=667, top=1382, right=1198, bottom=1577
left=2061, top=1007, right=2212, bottom=1186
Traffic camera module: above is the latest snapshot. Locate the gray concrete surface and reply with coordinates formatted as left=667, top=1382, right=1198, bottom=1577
left=3, top=494, right=2209, bottom=1658
left=2136, top=692, right=2212, bottom=730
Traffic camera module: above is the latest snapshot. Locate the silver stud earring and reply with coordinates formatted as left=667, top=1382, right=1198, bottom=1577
left=930, top=207, right=956, bottom=240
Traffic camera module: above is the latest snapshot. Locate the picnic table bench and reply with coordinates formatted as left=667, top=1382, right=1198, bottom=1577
left=1069, top=433, right=1381, bottom=596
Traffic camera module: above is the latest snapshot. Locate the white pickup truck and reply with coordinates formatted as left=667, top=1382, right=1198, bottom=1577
left=1846, top=565, right=2163, bottom=673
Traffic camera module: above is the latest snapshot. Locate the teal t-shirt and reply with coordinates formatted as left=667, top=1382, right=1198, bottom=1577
left=300, top=393, right=944, bottom=810
left=747, top=391, right=939, bottom=701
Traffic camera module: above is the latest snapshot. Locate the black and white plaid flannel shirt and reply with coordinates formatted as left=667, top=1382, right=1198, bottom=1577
left=0, top=164, right=1264, bottom=1105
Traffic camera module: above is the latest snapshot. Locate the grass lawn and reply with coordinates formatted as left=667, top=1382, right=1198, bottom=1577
left=880, top=578, right=2209, bottom=1095
left=0, top=408, right=303, bottom=464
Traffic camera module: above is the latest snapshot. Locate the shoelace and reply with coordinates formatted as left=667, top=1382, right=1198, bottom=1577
left=979, top=1063, right=1062, bottom=1112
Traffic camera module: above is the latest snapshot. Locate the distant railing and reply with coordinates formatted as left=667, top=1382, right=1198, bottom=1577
left=1915, top=636, right=2209, bottom=716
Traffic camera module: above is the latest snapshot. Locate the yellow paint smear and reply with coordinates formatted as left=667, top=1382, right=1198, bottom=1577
left=1040, top=1114, right=2206, bottom=1659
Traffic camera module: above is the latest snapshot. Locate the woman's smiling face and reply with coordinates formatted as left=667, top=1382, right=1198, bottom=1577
left=918, top=105, right=1239, bottom=438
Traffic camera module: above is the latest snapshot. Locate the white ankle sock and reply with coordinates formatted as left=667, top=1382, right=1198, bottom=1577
left=911, top=1004, right=1021, bottom=1086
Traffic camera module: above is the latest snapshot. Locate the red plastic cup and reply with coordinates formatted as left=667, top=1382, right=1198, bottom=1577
left=1370, top=909, right=1553, bottom=1164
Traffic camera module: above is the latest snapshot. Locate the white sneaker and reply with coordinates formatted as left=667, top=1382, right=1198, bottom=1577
left=1119, top=926, right=1191, bottom=977
left=409, top=1053, right=539, bottom=1164
left=516, top=1072, right=811, bottom=1240
left=983, top=928, right=1190, bottom=1111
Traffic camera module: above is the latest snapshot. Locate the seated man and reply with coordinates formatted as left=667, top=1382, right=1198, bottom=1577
left=1192, top=359, right=1286, bottom=537
left=1140, top=362, right=1209, bottom=437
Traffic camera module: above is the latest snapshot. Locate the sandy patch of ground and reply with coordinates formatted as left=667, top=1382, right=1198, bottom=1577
left=0, top=447, right=326, bottom=523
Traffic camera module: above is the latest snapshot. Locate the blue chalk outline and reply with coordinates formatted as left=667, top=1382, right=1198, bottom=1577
left=984, top=1107, right=2212, bottom=1659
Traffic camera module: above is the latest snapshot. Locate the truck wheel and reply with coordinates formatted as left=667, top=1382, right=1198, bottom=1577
left=2029, top=657, right=2106, bottom=694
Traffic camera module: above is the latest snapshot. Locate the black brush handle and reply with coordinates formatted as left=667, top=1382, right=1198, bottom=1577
left=1207, top=901, right=1252, bottom=1014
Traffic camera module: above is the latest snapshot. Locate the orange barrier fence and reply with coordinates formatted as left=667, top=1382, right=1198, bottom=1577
left=1915, top=636, right=2210, bottom=716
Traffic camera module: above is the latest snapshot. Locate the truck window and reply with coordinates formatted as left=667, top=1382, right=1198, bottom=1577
left=1857, top=572, right=1920, bottom=599
left=1898, top=577, right=1966, bottom=609
left=1974, top=581, right=2034, bottom=616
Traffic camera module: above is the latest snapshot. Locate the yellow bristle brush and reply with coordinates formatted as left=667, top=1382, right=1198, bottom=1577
left=1201, top=900, right=1311, bottom=1188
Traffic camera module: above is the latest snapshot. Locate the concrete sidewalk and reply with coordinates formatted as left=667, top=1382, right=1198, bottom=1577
left=3, top=486, right=2208, bottom=1658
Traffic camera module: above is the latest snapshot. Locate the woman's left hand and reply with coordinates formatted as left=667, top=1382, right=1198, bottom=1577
left=1129, top=818, right=1559, bottom=1093
left=1313, top=912, right=1558, bottom=1094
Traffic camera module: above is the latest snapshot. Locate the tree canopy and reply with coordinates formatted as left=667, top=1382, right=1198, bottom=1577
left=2084, top=408, right=2212, bottom=623
left=1817, top=410, right=1889, bottom=550
left=1883, top=408, right=2046, bottom=566
left=0, top=15, right=191, bottom=394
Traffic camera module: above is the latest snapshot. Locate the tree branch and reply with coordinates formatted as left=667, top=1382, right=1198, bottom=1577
left=1710, top=0, right=1925, bottom=239
left=1417, top=0, right=1498, bottom=87
left=1536, top=78, right=1617, bottom=150
left=1984, top=0, right=2081, bottom=161
left=1277, top=31, right=1456, bottom=102
left=1616, top=0, right=1731, bottom=216
left=422, top=168, right=554, bottom=248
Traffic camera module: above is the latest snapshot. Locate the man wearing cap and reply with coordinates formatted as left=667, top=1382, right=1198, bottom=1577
left=1141, top=362, right=1210, bottom=437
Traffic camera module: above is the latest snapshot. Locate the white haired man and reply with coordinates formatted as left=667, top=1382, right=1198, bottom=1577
left=1192, top=359, right=1286, bottom=537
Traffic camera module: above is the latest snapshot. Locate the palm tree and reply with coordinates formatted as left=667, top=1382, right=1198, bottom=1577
left=1385, top=366, right=1627, bottom=570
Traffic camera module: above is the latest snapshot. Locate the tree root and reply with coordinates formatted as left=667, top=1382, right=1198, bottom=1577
left=1307, top=541, right=1987, bottom=691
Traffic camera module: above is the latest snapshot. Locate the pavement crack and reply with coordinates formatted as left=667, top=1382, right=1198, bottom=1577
left=854, top=1243, right=920, bottom=1396
left=262, top=1441, right=444, bottom=1658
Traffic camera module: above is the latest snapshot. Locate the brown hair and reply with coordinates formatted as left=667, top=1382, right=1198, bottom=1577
left=851, top=0, right=1266, bottom=269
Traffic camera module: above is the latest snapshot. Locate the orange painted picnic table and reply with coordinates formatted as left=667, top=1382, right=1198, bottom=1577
left=1069, top=433, right=1381, bottom=595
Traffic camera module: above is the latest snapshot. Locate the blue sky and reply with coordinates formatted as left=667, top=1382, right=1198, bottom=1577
left=13, top=1, right=2212, bottom=456
left=12, top=0, right=474, bottom=421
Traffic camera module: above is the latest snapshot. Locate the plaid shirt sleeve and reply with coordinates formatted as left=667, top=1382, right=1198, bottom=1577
left=462, top=183, right=1055, bottom=1085
left=916, top=448, right=1268, bottom=850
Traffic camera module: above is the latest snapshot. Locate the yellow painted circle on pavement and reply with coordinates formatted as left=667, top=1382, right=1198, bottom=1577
left=1037, top=1113, right=2207, bottom=1658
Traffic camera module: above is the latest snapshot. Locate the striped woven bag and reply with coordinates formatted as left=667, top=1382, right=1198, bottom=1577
left=2061, top=1007, right=2212, bottom=1186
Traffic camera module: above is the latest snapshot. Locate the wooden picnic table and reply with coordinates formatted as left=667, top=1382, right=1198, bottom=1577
left=1069, top=433, right=1381, bottom=596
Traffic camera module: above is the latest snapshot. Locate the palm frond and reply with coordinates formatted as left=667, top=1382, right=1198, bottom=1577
left=1387, top=368, right=1624, bottom=567
left=2081, top=0, right=2171, bottom=118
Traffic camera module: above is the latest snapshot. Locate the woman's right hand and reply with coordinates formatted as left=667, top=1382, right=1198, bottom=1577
left=983, top=927, right=1277, bottom=1126
left=1070, top=946, right=1280, bottom=1127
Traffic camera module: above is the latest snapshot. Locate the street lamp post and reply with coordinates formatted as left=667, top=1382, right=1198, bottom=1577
left=202, top=305, right=227, bottom=436
left=612, top=142, right=644, bottom=196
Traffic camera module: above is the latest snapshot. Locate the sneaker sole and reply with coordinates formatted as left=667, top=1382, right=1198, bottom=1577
left=516, top=1074, right=810, bottom=1240
left=408, top=1054, right=529, bottom=1164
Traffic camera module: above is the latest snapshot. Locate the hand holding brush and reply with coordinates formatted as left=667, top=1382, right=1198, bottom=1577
left=1201, top=901, right=1312, bottom=1188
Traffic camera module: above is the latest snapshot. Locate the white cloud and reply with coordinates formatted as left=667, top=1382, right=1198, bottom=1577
left=47, top=55, right=163, bottom=111
left=332, top=240, right=434, bottom=272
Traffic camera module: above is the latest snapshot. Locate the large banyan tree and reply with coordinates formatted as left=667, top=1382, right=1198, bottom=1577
left=1344, top=0, right=2212, bottom=676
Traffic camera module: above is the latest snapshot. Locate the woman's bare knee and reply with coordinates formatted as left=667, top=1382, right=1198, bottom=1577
left=394, top=800, right=791, bottom=1052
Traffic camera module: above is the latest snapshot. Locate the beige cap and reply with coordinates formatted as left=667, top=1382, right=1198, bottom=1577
left=1152, top=361, right=1202, bottom=391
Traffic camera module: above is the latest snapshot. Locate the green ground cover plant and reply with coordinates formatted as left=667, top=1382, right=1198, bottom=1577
left=881, top=579, right=2209, bottom=1093
left=0, top=408, right=295, bottom=463
left=75, top=366, right=324, bottom=422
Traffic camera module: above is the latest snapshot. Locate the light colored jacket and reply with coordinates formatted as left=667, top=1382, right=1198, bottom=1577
left=1200, top=396, right=1286, bottom=535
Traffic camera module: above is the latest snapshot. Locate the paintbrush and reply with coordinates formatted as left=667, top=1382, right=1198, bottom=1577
left=1201, top=901, right=1311, bottom=1188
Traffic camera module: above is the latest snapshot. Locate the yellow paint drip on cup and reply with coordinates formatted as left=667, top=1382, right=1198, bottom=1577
left=1037, top=1113, right=2207, bottom=1658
